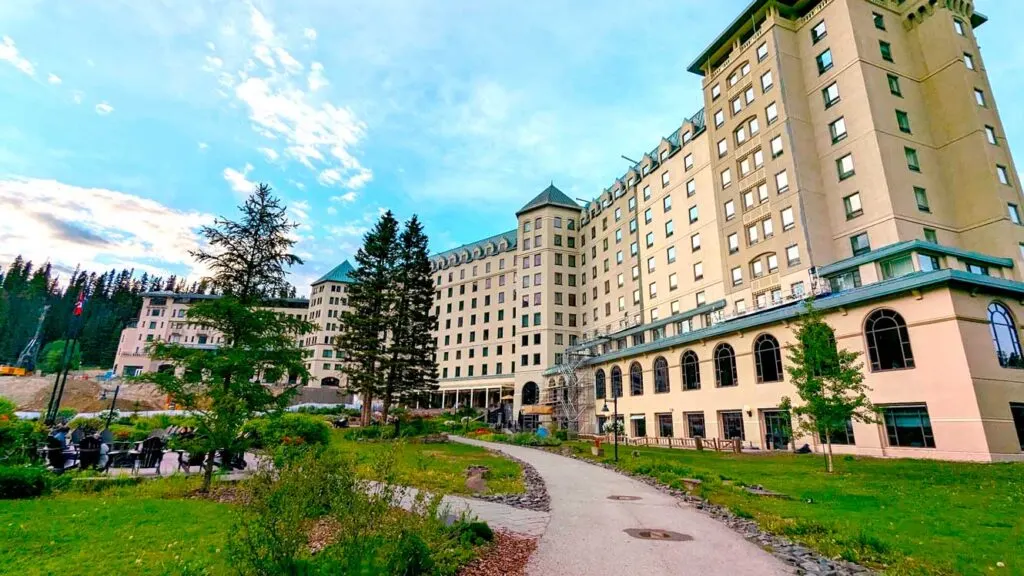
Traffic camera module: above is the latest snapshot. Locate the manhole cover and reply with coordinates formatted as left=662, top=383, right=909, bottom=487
left=607, top=495, right=642, bottom=501
left=623, top=528, right=693, bottom=542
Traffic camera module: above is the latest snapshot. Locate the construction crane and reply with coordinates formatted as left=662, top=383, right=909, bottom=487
left=0, top=305, right=49, bottom=376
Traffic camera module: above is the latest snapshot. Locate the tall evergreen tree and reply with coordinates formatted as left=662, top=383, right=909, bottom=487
left=140, top=182, right=314, bottom=491
left=381, top=216, right=438, bottom=421
left=336, top=211, right=400, bottom=425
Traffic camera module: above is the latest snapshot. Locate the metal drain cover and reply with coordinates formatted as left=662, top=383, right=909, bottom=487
left=624, top=528, right=693, bottom=542
left=607, top=495, right=642, bottom=501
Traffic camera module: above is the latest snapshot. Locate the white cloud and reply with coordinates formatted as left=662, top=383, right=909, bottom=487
left=207, top=6, right=372, bottom=192
left=258, top=147, right=279, bottom=161
left=95, top=102, right=114, bottom=115
left=222, top=163, right=255, bottom=194
left=303, top=28, right=317, bottom=41
left=326, top=206, right=337, bottom=215
left=197, top=141, right=209, bottom=151
left=203, top=55, right=223, bottom=71
left=0, top=35, right=35, bottom=76
left=0, top=177, right=212, bottom=277
left=308, top=61, right=328, bottom=91
left=331, top=191, right=357, bottom=203
left=72, top=90, right=84, bottom=104
left=47, top=73, right=61, bottom=85
left=206, top=41, right=216, bottom=51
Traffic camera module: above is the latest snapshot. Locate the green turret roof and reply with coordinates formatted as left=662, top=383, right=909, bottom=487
left=516, top=184, right=579, bottom=216
left=314, top=260, right=356, bottom=284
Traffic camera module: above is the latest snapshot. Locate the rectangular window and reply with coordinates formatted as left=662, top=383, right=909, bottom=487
left=816, top=49, right=833, bottom=74
left=668, top=245, right=678, bottom=263
left=964, top=52, right=974, bottom=70
left=657, top=414, right=673, bottom=437
left=786, top=244, right=800, bottom=266
left=882, top=405, right=935, bottom=448
left=985, top=125, right=997, bottom=145
left=770, top=135, right=783, bottom=158
left=905, top=147, right=920, bottom=172
left=1010, top=403, right=1024, bottom=450
left=896, top=110, right=911, bottom=133
left=711, top=83, right=721, bottom=100
left=974, top=88, right=986, bottom=107
left=684, top=154, right=694, bottom=170
left=954, top=18, right=965, bottom=36
left=811, top=20, right=827, bottom=43
left=1009, top=203, right=1021, bottom=225
left=880, top=254, right=915, bottom=280
left=766, top=101, right=778, bottom=124
left=923, top=228, right=938, bottom=244
left=781, top=206, right=795, bottom=230
left=837, top=154, right=855, bottom=180
left=775, top=170, right=789, bottom=193
left=693, top=262, right=703, bottom=281
left=761, top=70, right=773, bottom=92
left=728, top=233, right=739, bottom=253
left=663, top=195, right=672, bottom=212
left=850, top=232, right=871, bottom=256
left=844, top=192, right=863, bottom=219
left=714, top=109, right=725, bottom=127
left=721, top=168, right=732, bottom=188
left=731, top=266, right=743, bottom=286
left=665, top=220, right=674, bottom=237
left=686, top=179, right=696, bottom=197
left=689, top=206, right=699, bottom=223
left=721, top=411, right=745, bottom=439
left=757, top=42, right=768, bottom=62
left=879, top=40, right=893, bottom=62
left=822, top=84, right=840, bottom=111
left=724, top=199, right=736, bottom=220
left=997, top=165, right=1010, bottom=185
left=686, top=413, right=705, bottom=437
left=829, top=116, right=847, bottom=143
left=717, top=138, right=728, bottom=157
left=887, top=74, right=902, bottom=97
left=915, top=187, right=930, bottom=212
left=873, top=11, right=885, bottom=29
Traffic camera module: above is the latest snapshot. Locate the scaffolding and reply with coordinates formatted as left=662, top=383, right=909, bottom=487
left=541, top=338, right=606, bottom=434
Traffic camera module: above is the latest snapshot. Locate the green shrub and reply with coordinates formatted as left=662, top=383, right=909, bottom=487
left=451, top=520, right=493, bottom=546
left=554, top=429, right=568, bottom=441
left=243, top=413, right=331, bottom=449
left=0, top=396, right=15, bottom=417
left=55, top=408, right=77, bottom=422
left=0, top=416, right=47, bottom=465
left=389, top=531, right=435, bottom=575
left=508, top=432, right=561, bottom=447
left=0, top=466, right=62, bottom=499
left=70, top=417, right=104, bottom=433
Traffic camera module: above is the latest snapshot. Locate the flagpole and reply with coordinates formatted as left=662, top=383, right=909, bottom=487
left=43, top=339, right=74, bottom=425
left=45, top=290, right=86, bottom=426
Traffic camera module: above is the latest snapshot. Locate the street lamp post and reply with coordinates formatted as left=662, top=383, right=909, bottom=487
left=601, top=392, right=619, bottom=462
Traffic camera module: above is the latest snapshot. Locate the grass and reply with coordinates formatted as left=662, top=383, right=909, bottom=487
left=569, top=442, right=1024, bottom=575
left=0, top=476, right=232, bottom=575
left=331, top=431, right=525, bottom=496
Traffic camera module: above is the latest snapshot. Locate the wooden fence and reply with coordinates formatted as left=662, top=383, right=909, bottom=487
left=579, top=434, right=742, bottom=453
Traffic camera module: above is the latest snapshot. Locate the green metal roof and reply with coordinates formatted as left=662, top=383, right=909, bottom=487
left=559, top=269, right=1024, bottom=369
left=818, top=240, right=1014, bottom=277
left=313, top=260, right=356, bottom=284
left=516, top=184, right=580, bottom=216
left=432, top=229, right=518, bottom=261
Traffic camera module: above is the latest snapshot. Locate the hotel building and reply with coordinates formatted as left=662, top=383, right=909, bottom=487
left=114, top=0, right=1024, bottom=461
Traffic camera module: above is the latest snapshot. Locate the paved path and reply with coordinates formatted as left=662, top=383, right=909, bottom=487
left=454, top=437, right=792, bottom=576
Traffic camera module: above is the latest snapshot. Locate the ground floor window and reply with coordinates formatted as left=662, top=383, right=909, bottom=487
left=762, top=409, right=791, bottom=450
left=720, top=410, right=745, bottom=440
left=882, top=405, right=935, bottom=448
left=657, top=413, right=673, bottom=437
left=597, top=415, right=607, bottom=434
left=686, top=412, right=705, bottom=438
left=631, top=415, right=647, bottom=438
left=1010, top=403, right=1024, bottom=450
left=818, top=419, right=856, bottom=445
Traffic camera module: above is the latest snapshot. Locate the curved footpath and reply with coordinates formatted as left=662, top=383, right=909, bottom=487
left=454, top=436, right=792, bottom=576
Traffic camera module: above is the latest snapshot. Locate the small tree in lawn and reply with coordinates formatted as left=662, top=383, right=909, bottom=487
left=336, top=211, right=400, bottom=426
left=781, top=299, right=877, bottom=473
left=140, top=183, right=313, bottom=491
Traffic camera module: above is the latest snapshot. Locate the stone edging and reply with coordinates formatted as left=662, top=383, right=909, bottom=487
left=560, top=450, right=874, bottom=576
left=473, top=451, right=551, bottom=512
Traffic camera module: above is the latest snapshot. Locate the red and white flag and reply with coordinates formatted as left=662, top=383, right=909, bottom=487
left=73, top=291, right=85, bottom=316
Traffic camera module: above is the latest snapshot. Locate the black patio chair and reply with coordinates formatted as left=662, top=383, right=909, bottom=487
left=132, top=437, right=166, bottom=475
left=177, top=450, right=207, bottom=474
left=43, top=436, right=76, bottom=472
left=78, top=436, right=110, bottom=472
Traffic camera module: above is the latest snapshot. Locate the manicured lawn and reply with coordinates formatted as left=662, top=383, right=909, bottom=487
left=0, top=478, right=232, bottom=575
left=570, top=442, right=1024, bottom=575
left=332, top=432, right=525, bottom=496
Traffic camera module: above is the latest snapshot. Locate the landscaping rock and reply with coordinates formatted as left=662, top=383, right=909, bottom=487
left=421, top=433, right=449, bottom=444
left=465, top=466, right=490, bottom=494
left=474, top=453, right=550, bottom=512
left=456, top=531, right=537, bottom=576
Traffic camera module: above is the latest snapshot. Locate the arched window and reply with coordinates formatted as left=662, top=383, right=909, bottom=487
left=681, top=351, right=701, bottom=390
left=988, top=302, right=1023, bottom=367
left=595, top=369, right=607, bottom=399
left=865, top=309, right=915, bottom=371
left=653, top=357, right=670, bottom=393
left=754, top=334, right=784, bottom=383
left=610, top=366, right=623, bottom=398
left=521, top=381, right=539, bottom=405
left=629, top=362, right=644, bottom=395
left=714, top=344, right=738, bottom=387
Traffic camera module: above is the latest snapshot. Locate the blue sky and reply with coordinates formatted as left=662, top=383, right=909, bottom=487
left=1, top=0, right=1021, bottom=294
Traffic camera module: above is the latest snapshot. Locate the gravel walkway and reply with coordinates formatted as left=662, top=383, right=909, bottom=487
left=453, top=436, right=792, bottom=576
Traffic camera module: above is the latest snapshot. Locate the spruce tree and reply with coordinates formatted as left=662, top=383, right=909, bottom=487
left=381, top=216, right=438, bottom=421
left=140, top=182, right=314, bottom=491
left=336, top=211, right=400, bottom=425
